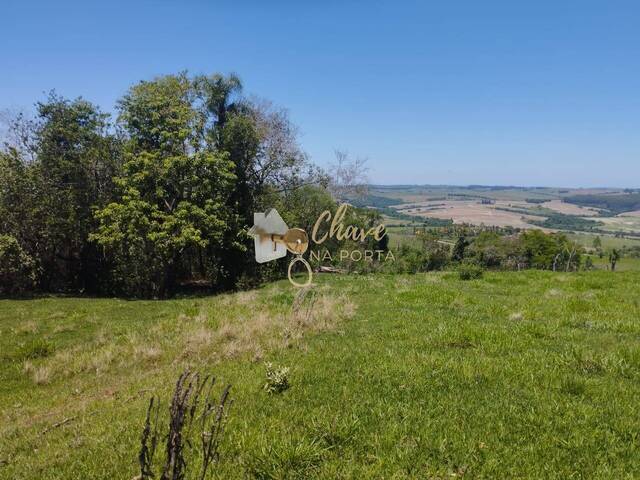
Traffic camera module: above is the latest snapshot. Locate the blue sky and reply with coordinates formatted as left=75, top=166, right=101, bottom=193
left=2, top=0, right=639, bottom=187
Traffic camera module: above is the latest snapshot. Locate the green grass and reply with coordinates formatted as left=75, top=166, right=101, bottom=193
left=587, top=255, right=640, bottom=272
left=599, top=216, right=640, bottom=234
left=386, top=226, right=421, bottom=249
left=2, top=271, right=640, bottom=478
left=569, top=232, right=640, bottom=250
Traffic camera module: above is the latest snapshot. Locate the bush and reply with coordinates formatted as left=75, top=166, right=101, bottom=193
left=264, top=362, right=290, bottom=394
left=0, top=235, right=36, bottom=295
left=386, top=243, right=451, bottom=274
left=458, top=263, right=484, bottom=280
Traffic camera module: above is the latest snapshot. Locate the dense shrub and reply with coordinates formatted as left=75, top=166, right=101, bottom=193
left=0, top=235, right=36, bottom=295
left=530, top=212, right=602, bottom=231
left=386, top=243, right=450, bottom=273
left=521, top=230, right=581, bottom=270
left=458, top=263, right=484, bottom=280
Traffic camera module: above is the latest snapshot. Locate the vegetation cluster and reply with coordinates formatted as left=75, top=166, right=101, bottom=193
left=564, top=193, right=640, bottom=215
left=0, top=73, right=380, bottom=297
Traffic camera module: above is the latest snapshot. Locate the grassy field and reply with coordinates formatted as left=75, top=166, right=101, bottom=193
left=598, top=216, right=640, bottom=234
left=586, top=255, right=640, bottom=272
left=568, top=232, right=640, bottom=250
left=2, top=271, right=640, bottom=479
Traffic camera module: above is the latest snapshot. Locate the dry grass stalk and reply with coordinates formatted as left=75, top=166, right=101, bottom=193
left=138, top=370, right=232, bottom=480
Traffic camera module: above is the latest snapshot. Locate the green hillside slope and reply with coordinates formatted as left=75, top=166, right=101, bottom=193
left=1, top=271, right=640, bottom=478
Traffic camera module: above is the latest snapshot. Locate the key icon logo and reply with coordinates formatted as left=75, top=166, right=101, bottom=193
left=248, top=209, right=312, bottom=287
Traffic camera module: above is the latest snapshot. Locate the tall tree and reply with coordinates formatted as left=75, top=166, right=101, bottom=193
left=452, top=235, right=469, bottom=262
left=223, top=101, right=323, bottom=287
left=1, top=94, right=119, bottom=292
left=35, top=94, right=120, bottom=291
left=609, top=249, right=620, bottom=271
left=193, top=73, right=243, bottom=147
left=92, top=74, right=235, bottom=297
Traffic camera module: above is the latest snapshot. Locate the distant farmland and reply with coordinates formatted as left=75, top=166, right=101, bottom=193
left=365, top=185, right=640, bottom=239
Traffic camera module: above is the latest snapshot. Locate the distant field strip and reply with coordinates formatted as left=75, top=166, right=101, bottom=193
left=395, top=200, right=547, bottom=229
